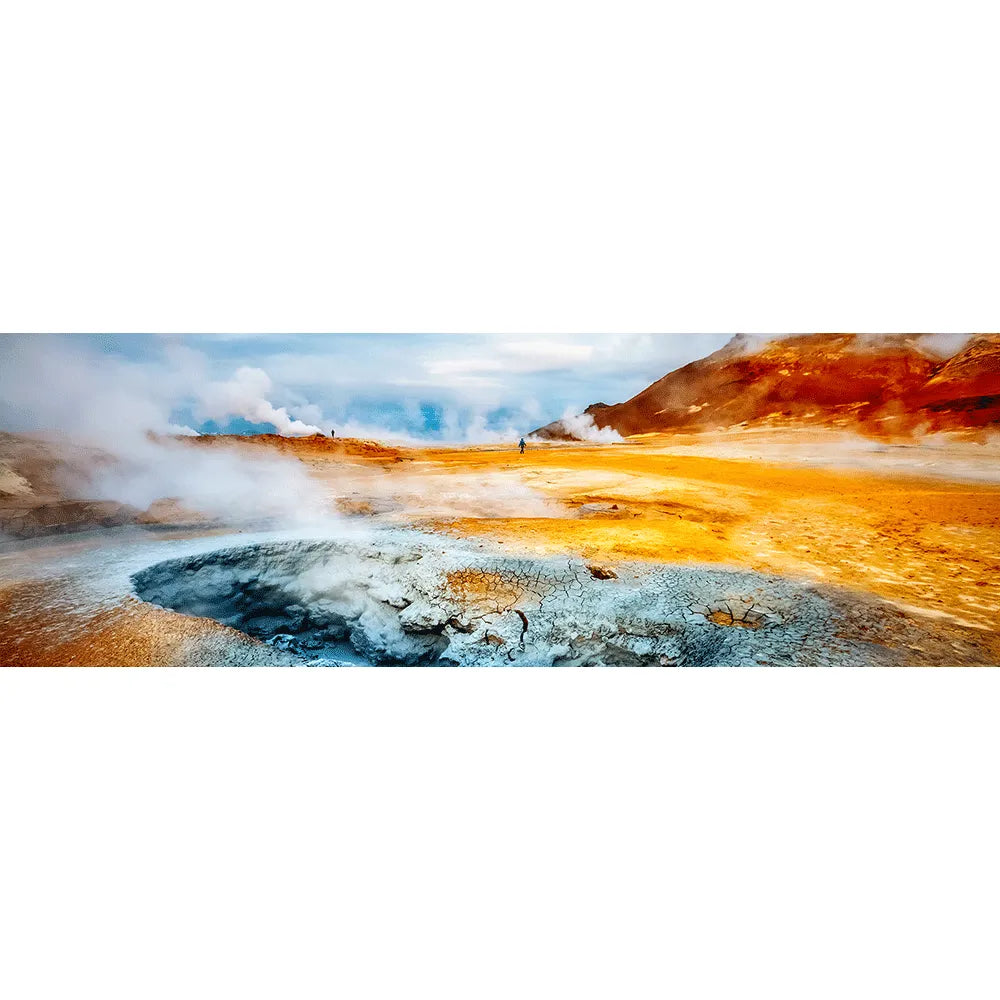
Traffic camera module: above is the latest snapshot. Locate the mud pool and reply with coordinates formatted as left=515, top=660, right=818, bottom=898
left=129, top=531, right=988, bottom=667
left=2, top=526, right=994, bottom=666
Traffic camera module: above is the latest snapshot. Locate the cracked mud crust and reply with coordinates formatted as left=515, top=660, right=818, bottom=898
left=1, top=527, right=997, bottom=666
left=122, top=532, right=999, bottom=667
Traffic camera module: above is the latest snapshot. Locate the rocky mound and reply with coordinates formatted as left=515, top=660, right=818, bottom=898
left=0, top=431, right=117, bottom=497
left=0, top=461, right=33, bottom=499
left=0, top=430, right=407, bottom=541
left=178, top=433, right=403, bottom=461
left=0, top=500, right=141, bottom=539
left=533, top=333, right=1000, bottom=439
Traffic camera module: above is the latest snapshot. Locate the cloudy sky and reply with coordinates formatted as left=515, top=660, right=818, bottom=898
left=1, top=333, right=733, bottom=442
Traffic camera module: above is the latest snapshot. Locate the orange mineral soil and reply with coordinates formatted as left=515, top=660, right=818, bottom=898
left=402, top=440, right=1000, bottom=641
left=2, top=430, right=999, bottom=665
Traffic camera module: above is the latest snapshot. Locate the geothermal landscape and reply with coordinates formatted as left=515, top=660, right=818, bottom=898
left=1, top=333, right=998, bottom=666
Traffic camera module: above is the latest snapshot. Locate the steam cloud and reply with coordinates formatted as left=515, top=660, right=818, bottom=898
left=0, top=336, right=330, bottom=523
left=529, top=409, right=623, bottom=444
left=197, top=367, right=323, bottom=437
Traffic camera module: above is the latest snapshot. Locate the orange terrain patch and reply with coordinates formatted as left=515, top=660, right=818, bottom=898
left=445, top=569, right=524, bottom=614
left=0, top=579, right=251, bottom=666
left=407, top=444, right=1000, bottom=635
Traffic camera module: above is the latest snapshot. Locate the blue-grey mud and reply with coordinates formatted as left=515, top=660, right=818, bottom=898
left=2, top=524, right=996, bottom=666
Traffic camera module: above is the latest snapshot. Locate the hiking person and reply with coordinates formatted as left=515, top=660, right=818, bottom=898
left=519, top=437, right=526, bottom=454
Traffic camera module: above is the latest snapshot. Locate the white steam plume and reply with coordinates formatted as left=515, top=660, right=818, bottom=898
left=0, top=336, right=331, bottom=523
left=196, top=367, right=324, bottom=437
left=529, top=408, right=623, bottom=444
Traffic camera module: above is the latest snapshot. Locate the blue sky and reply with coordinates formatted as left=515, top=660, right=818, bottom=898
left=1, top=333, right=733, bottom=441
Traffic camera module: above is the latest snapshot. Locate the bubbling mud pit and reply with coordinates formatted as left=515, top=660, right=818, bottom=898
left=129, top=534, right=991, bottom=666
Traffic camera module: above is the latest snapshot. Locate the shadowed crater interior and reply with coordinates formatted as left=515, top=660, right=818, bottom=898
left=132, top=541, right=450, bottom=665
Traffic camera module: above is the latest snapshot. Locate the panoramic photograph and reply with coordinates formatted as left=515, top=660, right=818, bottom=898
left=1, top=331, right=998, bottom=667
left=8, top=4, right=999, bottom=999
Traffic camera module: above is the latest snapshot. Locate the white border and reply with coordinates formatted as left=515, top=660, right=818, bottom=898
left=2, top=2, right=999, bottom=333
left=2, top=2, right=999, bottom=997
left=2, top=668, right=999, bottom=999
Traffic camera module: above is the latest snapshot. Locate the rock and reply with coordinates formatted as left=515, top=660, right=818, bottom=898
left=398, top=602, right=448, bottom=631
left=137, top=498, right=217, bottom=527
left=242, top=614, right=293, bottom=636
left=283, top=604, right=308, bottom=631
left=586, top=564, right=618, bottom=580
left=578, top=503, right=629, bottom=518
left=266, top=634, right=301, bottom=652
left=0, top=462, right=34, bottom=499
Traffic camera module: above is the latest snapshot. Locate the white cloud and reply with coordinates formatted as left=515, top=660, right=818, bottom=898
left=423, top=357, right=506, bottom=377
left=424, top=338, right=595, bottom=377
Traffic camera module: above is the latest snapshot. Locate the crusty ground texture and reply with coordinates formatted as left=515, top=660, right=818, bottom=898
left=2, top=433, right=998, bottom=665
left=407, top=442, right=1000, bottom=638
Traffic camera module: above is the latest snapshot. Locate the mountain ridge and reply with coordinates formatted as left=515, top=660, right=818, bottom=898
left=531, top=333, right=1000, bottom=439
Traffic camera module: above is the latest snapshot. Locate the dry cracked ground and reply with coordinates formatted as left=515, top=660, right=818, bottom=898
left=1, top=431, right=999, bottom=666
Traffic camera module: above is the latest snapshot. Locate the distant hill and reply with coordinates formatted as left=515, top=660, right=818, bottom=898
left=178, top=432, right=403, bottom=461
left=531, top=333, right=1000, bottom=439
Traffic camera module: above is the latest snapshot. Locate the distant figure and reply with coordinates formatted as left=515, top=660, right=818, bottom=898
left=519, top=437, right=526, bottom=454
left=330, top=429, right=336, bottom=438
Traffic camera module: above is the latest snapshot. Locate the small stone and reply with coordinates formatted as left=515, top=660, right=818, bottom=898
left=586, top=564, right=618, bottom=580
left=266, top=634, right=300, bottom=653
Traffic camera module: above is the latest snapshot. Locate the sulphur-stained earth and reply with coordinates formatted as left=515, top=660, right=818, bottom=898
left=409, top=438, right=1000, bottom=635
left=1, top=431, right=999, bottom=666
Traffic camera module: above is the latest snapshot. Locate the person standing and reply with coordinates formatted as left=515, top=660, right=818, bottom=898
left=518, top=437, right=526, bottom=454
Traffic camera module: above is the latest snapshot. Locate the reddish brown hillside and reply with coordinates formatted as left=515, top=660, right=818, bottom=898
left=915, top=334, right=1000, bottom=402
left=532, top=333, right=1000, bottom=439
